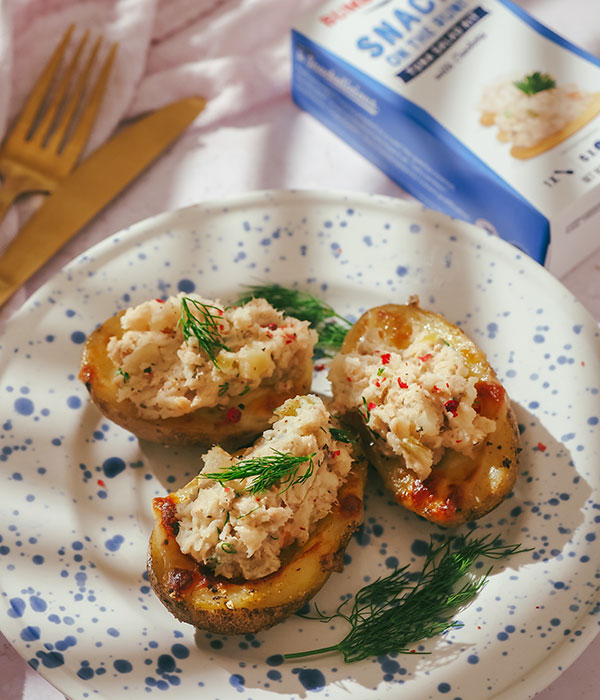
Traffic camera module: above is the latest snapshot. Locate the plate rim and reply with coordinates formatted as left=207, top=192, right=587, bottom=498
left=11, top=187, right=599, bottom=331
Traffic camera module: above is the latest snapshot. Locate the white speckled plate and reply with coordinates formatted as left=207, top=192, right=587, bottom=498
left=0, top=190, right=599, bottom=700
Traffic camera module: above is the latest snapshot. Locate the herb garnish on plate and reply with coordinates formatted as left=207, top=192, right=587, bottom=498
left=235, top=283, right=352, bottom=355
left=285, top=533, right=530, bottom=662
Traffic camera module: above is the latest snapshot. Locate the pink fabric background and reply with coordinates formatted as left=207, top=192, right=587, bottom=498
left=0, top=1, right=598, bottom=698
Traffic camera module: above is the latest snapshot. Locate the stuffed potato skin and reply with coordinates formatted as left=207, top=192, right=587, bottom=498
left=335, top=301, right=520, bottom=526
left=79, top=312, right=313, bottom=449
left=147, top=460, right=367, bottom=635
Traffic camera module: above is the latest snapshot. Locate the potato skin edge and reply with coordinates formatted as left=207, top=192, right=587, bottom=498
left=79, top=311, right=313, bottom=448
left=147, top=462, right=367, bottom=635
left=357, top=406, right=520, bottom=526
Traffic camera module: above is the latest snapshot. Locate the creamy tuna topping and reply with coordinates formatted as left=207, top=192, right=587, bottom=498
left=174, top=394, right=353, bottom=580
left=329, top=332, right=496, bottom=482
left=106, top=294, right=317, bottom=419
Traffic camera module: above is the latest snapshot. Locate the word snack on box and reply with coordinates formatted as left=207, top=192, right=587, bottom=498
left=291, top=0, right=600, bottom=276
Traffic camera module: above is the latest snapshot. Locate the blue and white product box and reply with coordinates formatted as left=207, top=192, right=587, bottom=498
left=291, top=0, right=600, bottom=276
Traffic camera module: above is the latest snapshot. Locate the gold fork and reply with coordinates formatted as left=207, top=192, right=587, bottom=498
left=0, top=25, right=117, bottom=224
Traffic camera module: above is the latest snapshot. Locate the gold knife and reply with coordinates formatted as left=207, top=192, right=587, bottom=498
left=0, top=96, right=205, bottom=309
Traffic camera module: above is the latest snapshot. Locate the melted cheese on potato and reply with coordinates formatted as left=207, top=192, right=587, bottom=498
left=106, top=295, right=317, bottom=419
left=173, top=395, right=353, bottom=580
left=329, top=332, right=495, bottom=481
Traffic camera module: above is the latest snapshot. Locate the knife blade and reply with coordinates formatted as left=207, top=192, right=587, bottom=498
left=0, top=96, right=205, bottom=308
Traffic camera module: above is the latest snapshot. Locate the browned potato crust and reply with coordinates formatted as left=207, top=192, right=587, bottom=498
left=79, top=312, right=313, bottom=449
left=334, top=301, right=520, bottom=526
left=146, top=460, right=367, bottom=635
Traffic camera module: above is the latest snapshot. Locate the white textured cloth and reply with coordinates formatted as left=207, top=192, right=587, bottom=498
left=0, top=1, right=599, bottom=699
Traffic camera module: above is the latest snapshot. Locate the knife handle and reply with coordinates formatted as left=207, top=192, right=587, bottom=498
left=0, top=273, right=15, bottom=307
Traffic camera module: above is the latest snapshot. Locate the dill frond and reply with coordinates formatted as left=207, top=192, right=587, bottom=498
left=202, top=450, right=316, bottom=495
left=285, top=533, right=531, bottom=663
left=235, top=283, right=352, bottom=355
left=178, top=297, right=230, bottom=367
left=329, top=428, right=355, bottom=444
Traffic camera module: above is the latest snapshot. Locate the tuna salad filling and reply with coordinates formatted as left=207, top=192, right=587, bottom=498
left=174, top=394, right=353, bottom=580
left=106, top=294, right=317, bottom=419
left=329, top=332, right=496, bottom=482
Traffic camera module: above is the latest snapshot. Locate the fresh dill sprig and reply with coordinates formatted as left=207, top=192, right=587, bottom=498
left=202, top=450, right=316, bottom=495
left=514, top=71, right=556, bottom=96
left=359, top=396, right=371, bottom=423
left=178, top=297, right=230, bottom=367
left=329, top=426, right=356, bottom=444
left=284, top=533, right=531, bottom=663
left=235, top=283, right=342, bottom=325
left=235, top=283, right=352, bottom=356
left=116, top=367, right=130, bottom=383
left=317, top=321, right=351, bottom=352
left=236, top=505, right=260, bottom=520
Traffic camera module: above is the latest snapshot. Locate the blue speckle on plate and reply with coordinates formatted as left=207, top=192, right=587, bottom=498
left=229, top=673, right=245, bottom=692
left=177, top=279, right=195, bottom=293
left=66, top=396, right=81, bottom=409
left=70, top=331, right=86, bottom=344
left=114, top=659, right=133, bottom=673
left=297, top=668, right=326, bottom=692
left=20, top=626, right=41, bottom=641
left=37, top=650, right=64, bottom=668
left=14, top=397, right=34, bottom=416
left=102, top=457, right=126, bottom=478
left=105, top=535, right=125, bottom=552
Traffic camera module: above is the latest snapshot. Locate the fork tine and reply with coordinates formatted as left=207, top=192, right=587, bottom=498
left=57, top=41, right=118, bottom=166
left=45, top=35, right=102, bottom=156
left=7, top=24, right=75, bottom=144
left=30, top=30, right=90, bottom=147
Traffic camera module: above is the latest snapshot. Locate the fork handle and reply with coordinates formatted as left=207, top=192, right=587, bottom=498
left=0, top=176, right=31, bottom=224
left=0, top=163, right=55, bottom=225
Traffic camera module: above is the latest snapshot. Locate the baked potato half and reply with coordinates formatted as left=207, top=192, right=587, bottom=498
left=79, top=305, right=314, bottom=449
left=330, top=299, right=520, bottom=526
left=147, top=458, right=367, bottom=635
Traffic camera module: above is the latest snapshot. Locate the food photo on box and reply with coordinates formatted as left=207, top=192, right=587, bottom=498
left=0, top=2, right=598, bottom=700
left=292, top=0, right=600, bottom=276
